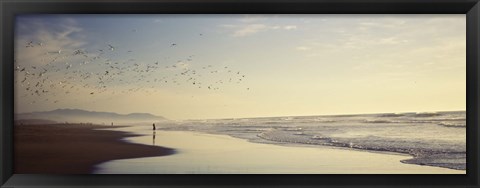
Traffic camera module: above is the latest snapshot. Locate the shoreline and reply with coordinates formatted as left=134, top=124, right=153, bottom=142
left=149, top=127, right=465, bottom=171
left=96, top=129, right=464, bottom=174
left=253, top=133, right=465, bottom=171
left=14, top=123, right=465, bottom=174
left=197, top=130, right=466, bottom=171
left=14, top=124, right=175, bottom=174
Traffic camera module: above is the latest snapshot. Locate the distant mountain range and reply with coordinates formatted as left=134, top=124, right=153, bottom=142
left=15, top=108, right=167, bottom=125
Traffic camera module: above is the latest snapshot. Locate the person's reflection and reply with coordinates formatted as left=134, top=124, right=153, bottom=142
left=153, top=131, right=156, bottom=146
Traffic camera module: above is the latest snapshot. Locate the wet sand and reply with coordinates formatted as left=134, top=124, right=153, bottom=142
left=96, top=128, right=465, bottom=174
left=14, top=124, right=175, bottom=174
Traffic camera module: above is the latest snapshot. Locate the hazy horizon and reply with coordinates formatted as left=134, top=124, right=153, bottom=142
left=16, top=107, right=466, bottom=121
left=14, top=14, right=466, bottom=120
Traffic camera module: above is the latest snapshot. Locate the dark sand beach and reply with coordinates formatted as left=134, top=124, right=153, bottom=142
left=14, top=123, right=175, bottom=174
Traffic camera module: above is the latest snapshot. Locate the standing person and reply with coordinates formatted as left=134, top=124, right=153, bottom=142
left=152, top=123, right=156, bottom=130
left=153, top=131, right=156, bottom=146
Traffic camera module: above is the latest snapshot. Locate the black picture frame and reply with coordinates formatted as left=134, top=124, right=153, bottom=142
left=1, top=0, right=479, bottom=187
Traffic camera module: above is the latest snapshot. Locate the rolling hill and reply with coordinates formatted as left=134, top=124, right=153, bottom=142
left=15, top=108, right=167, bottom=125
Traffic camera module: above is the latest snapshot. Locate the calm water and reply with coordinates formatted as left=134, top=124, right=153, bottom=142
left=95, top=130, right=463, bottom=174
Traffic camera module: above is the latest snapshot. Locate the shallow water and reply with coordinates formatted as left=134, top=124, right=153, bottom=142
left=95, top=127, right=464, bottom=174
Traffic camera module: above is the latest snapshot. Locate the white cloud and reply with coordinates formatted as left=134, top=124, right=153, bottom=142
left=222, top=23, right=298, bottom=37
left=239, top=15, right=266, bottom=23
left=295, top=46, right=311, bottom=51
left=232, top=24, right=268, bottom=37
left=220, top=16, right=299, bottom=37
left=16, top=19, right=88, bottom=67
left=378, top=37, right=409, bottom=45
left=271, top=25, right=281, bottom=30
left=284, top=25, right=297, bottom=30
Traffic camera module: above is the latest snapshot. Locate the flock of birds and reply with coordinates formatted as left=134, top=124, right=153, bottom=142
left=15, top=32, right=250, bottom=104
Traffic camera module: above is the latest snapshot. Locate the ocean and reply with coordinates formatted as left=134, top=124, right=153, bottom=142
left=156, top=111, right=466, bottom=170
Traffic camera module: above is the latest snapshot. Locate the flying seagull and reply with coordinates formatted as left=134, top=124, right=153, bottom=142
left=108, top=44, right=115, bottom=51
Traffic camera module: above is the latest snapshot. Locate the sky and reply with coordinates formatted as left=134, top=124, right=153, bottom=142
left=14, top=14, right=466, bottom=120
